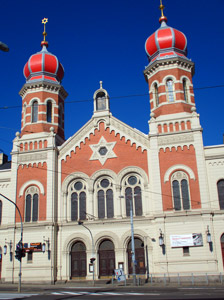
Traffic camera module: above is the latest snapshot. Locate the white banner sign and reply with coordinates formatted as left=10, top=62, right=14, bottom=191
left=170, top=233, right=203, bottom=248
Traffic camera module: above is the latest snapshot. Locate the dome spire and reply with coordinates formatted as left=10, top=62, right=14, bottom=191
left=159, top=0, right=168, bottom=24
left=41, top=18, right=49, bottom=48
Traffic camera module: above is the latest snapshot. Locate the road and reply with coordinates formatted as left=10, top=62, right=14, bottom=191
left=0, top=286, right=224, bottom=300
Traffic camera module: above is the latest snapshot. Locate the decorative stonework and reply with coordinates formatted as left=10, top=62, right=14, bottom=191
left=0, top=183, right=9, bottom=189
left=18, top=152, right=47, bottom=163
left=25, top=186, right=39, bottom=196
left=158, top=133, right=194, bottom=146
left=164, top=164, right=195, bottom=183
left=208, top=161, right=224, bottom=166
left=89, top=136, right=117, bottom=165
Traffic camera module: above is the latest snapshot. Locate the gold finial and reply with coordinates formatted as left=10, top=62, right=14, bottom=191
left=42, top=18, right=48, bottom=42
left=159, top=0, right=167, bottom=24
left=159, top=0, right=164, bottom=17
left=100, top=81, right=103, bottom=89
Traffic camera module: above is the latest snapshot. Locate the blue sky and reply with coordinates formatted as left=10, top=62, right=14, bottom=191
left=0, top=0, right=224, bottom=158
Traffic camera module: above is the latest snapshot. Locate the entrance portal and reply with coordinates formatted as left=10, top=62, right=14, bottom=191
left=71, top=241, right=86, bottom=278
left=98, top=239, right=115, bottom=277
left=0, top=248, right=2, bottom=280
left=127, top=237, right=145, bottom=275
left=221, top=234, right=224, bottom=268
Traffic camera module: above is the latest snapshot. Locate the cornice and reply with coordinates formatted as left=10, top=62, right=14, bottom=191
left=144, top=57, right=195, bottom=81
left=19, top=81, right=68, bottom=100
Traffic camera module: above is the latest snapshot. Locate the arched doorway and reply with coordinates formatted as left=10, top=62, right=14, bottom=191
left=98, top=239, right=115, bottom=277
left=0, top=248, right=2, bottom=280
left=127, top=237, right=145, bottom=275
left=71, top=241, right=86, bottom=278
left=221, top=234, right=224, bottom=268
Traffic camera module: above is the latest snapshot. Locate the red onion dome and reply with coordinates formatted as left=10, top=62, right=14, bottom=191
left=145, top=19, right=187, bottom=65
left=23, top=45, right=64, bottom=83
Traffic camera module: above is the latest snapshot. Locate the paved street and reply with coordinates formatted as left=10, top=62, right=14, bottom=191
left=0, top=285, right=224, bottom=300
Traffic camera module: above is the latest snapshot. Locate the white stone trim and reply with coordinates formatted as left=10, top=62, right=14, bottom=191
left=19, top=180, right=45, bottom=196
left=117, top=166, right=149, bottom=187
left=164, top=164, right=195, bottom=183
left=61, top=172, right=90, bottom=194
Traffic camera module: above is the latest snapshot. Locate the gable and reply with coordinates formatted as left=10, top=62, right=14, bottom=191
left=59, top=116, right=149, bottom=181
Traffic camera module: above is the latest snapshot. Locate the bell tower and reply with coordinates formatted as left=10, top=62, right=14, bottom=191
left=144, top=1, right=196, bottom=124
left=19, top=18, right=67, bottom=142
left=145, top=1, right=210, bottom=213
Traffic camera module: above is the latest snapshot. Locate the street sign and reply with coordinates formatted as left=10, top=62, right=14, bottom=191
left=114, top=269, right=126, bottom=282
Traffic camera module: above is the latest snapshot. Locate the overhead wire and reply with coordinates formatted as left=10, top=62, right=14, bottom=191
left=0, top=84, right=223, bottom=110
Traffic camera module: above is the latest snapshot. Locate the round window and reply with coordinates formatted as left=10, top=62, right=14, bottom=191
left=98, top=147, right=108, bottom=156
left=101, top=179, right=110, bottom=188
left=128, top=176, right=137, bottom=185
left=74, top=181, right=83, bottom=191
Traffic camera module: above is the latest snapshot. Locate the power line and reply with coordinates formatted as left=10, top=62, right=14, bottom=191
left=0, top=84, right=223, bottom=110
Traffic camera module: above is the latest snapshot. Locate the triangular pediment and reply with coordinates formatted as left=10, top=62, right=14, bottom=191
left=59, top=115, right=149, bottom=162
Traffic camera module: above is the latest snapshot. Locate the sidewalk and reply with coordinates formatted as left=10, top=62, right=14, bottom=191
left=0, top=279, right=224, bottom=294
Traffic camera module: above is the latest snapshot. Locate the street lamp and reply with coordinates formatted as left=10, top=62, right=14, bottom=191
left=120, top=193, right=137, bottom=285
left=78, top=221, right=95, bottom=285
left=0, top=41, right=9, bottom=52
left=0, top=193, right=23, bottom=292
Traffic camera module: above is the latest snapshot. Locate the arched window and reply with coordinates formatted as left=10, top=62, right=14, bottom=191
left=59, top=104, right=63, bottom=127
left=25, top=186, right=39, bottom=222
left=96, top=178, right=114, bottom=219
left=171, top=171, right=190, bottom=211
left=0, top=200, right=2, bottom=224
left=124, top=175, right=142, bottom=217
left=32, top=101, right=38, bottom=123
left=47, top=101, right=52, bottom=123
left=217, top=180, right=224, bottom=210
left=23, top=104, right=26, bottom=125
left=96, top=92, right=106, bottom=111
left=183, top=78, right=188, bottom=103
left=166, top=79, right=175, bottom=102
left=70, top=180, right=86, bottom=221
left=154, top=83, right=159, bottom=107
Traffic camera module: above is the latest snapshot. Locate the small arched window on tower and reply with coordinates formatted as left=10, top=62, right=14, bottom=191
left=217, top=179, right=224, bottom=210
left=47, top=101, right=52, bottom=123
left=96, top=92, right=106, bottom=111
left=25, top=186, right=39, bottom=222
left=171, top=171, right=190, bottom=211
left=183, top=78, right=189, bottom=103
left=58, top=103, right=63, bottom=127
left=23, top=104, right=26, bottom=125
left=166, top=79, right=175, bottom=102
left=32, top=100, right=38, bottom=123
left=70, top=180, right=86, bottom=221
left=154, top=83, right=159, bottom=107
left=97, top=178, right=114, bottom=219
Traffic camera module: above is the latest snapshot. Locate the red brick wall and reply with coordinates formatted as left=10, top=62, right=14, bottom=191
left=16, top=162, right=47, bottom=222
left=159, top=145, right=201, bottom=211
left=61, top=122, right=149, bottom=182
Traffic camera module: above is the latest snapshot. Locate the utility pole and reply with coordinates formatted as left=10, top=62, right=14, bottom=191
left=78, top=221, right=95, bottom=285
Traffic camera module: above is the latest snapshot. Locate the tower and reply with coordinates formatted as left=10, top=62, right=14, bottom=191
left=20, top=18, right=67, bottom=142
left=9, top=19, right=68, bottom=282
left=144, top=2, right=210, bottom=212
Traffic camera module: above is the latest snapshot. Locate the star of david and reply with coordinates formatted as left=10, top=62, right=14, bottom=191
left=89, top=136, right=117, bottom=165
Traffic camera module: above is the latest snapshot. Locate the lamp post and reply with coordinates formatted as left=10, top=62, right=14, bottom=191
left=120, top=193, right=137, bottom=285
left=129, top=195, right=136, bottom=286
left=0, top=41, right=9, bottom=52
left=78, top=221, right=95, bottom=285
left=0, top=193, right=23, bottom=292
